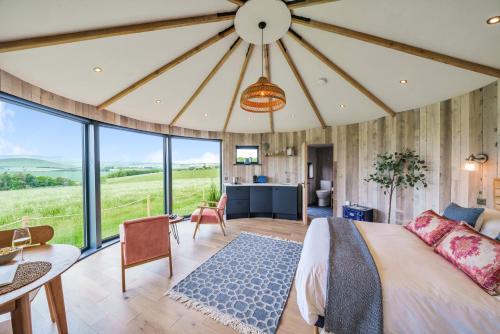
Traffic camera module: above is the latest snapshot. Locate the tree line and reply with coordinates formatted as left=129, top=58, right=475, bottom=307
left=0, top=172, right=76, bottom=190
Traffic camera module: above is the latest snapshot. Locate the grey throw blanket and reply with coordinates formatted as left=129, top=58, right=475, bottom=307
left=324, top=217, right=383, bottom=334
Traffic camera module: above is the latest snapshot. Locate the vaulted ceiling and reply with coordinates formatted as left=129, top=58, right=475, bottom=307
left=0, top=0, right=499, bottom=133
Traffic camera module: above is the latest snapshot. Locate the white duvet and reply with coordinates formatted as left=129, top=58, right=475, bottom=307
left=295, top=218, right=500, bottom=334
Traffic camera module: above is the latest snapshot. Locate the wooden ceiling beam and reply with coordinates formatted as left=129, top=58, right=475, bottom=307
left=277, top=39, right=327, bottom=129
left=223, top=44, right=254, bottom=132
left=170, top=38, right=243, bottom=126
left=264, top=43, right=275, bottom=133
left=97, top=26, right=235, bottom=111
left=292, top=15, right=500, bottom=78
left=288, top=29, right=396, bottom=117
left=286, top=0, right=339, bottom=10
left=227, top=0, right=245, bottom=5
left=0, top=12, right=236, bottom=53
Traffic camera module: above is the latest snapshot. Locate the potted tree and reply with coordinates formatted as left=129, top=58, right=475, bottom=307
left=365, top=149, right=428, bottom=224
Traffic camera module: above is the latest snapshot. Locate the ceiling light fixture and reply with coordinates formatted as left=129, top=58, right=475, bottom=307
left=486, top=16, right=500, bottom=24
left=400, top=79, right=408, bottom=84
left=204, top=113, right=208, bottom=117
left=155, top=100, right=161, bottom=104
left=240, top=21, right=286, bottom=113
left=93, top=67, right=102, bottom=73
left=339, top=104, right=346, bottom=108
left=318, top=77, right=328, bottom=86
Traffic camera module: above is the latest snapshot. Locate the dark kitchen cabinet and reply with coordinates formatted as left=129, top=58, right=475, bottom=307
left=250, top=186, right=273, bottom=215
left=225, top=184, right=301, bottom=221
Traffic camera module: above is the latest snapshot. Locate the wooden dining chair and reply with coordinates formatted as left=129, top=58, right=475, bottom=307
left=119, top=215, right=172, bottom=292
left=0, top=225, right=59, bottom=325
left=191, top=193, right=227, bottom=239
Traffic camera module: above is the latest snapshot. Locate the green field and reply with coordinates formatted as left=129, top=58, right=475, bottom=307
left=0, top=167, right=220, bottom=247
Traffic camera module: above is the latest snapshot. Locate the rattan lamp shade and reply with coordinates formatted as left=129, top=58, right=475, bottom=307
left=240, top=76, right=286, bottom=113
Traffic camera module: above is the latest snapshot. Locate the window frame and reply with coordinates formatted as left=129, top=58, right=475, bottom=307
left=0, top=92, right=223, bottom=254
left=169, top=135, right=223, bottom=218
left=0, top=92, right=91, bottom=251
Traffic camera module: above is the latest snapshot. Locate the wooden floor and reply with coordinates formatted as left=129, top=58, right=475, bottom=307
left=0, top=218, right=311, bottom=334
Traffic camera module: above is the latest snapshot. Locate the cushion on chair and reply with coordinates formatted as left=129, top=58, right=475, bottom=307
left=405, top=210, right=458, bottom=246
left=442, top=202, right=485, bottom=230
left=121, top=215, right=170, bottom=266
left=191, top=208, right=221, bottom=224
left=435, top=223, right=500, bottom=295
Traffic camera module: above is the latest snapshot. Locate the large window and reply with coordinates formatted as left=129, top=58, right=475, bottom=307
left=0, top=100, right=85, bottom=247
left=99, top=127, right=164, bottom=239
left=0, top=94, right=224, bottom=251
left=171, top=137, right=221, bottom=216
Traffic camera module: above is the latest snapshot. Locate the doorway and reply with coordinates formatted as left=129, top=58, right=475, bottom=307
left=306, top=144, right=334, bottom=219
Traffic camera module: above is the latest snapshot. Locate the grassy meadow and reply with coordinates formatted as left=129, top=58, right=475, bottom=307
left=0, top=167, right=220, bottom=247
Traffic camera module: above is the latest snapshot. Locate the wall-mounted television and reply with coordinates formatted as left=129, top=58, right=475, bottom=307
left=235, top=145, right=259, bottom=165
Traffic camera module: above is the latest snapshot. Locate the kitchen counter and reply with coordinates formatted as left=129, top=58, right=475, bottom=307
left=224, top=183, right=300, bottom=187
left=223, top=183, right=302, bottom=220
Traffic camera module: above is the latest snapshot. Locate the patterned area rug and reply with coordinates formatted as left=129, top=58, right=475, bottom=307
left=166, top=232, right=303, bottom=334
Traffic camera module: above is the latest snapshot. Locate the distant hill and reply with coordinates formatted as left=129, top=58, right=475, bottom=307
left=0, top=158, right=68, bottom=169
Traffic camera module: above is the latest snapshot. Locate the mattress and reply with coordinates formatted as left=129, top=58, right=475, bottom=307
left=295, top=218, right=500, bottom=334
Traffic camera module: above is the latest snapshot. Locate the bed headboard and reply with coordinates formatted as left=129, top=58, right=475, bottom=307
left=493, top=178, right=500, bottom=210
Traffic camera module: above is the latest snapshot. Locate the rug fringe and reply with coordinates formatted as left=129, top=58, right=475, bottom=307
left=241, top=231, right=303, bottom=245
left=165, top=290, right=265, bottom=334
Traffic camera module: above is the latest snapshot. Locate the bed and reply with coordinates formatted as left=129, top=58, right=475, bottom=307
left=295, top=218, right=500, bottom=334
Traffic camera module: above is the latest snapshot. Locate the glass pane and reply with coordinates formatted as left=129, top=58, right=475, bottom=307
left=171, top=138, right=220, bottom=216
left=99, top=127, right=164, bottom=239
left=0, top=100, right=85, bottom=247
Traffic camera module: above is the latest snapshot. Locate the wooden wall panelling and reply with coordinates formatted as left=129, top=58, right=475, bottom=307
left=480, top=83, right=498, bottom=208
left=395, top=110, right=415, bottom=224
left=467, top=89, right=483, bottom=207
left=345, top=124, right=359, bottom=205
left=439, top=100, right=452, bottom=213
left=335, top=125, right=347, bottom=215
left=357, top=122, right=368, bottom=209
left=1, top=69, right=499, bottom=223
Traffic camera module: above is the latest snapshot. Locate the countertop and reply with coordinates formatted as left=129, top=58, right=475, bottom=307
left=224, top=183, right=300, bottom=187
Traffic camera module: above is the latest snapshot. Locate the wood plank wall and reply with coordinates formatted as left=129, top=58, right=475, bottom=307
left=1, top=70, right=498, bottom=224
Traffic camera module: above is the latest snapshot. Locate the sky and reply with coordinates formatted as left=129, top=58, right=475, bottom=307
left=0, top=100, right=220, bottom=164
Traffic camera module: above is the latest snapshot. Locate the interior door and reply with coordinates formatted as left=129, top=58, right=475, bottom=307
left=302, top=141, right=308, bottom=225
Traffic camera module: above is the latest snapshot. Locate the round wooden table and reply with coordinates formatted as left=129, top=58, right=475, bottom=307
left=0, top=244, right=80, bottom=334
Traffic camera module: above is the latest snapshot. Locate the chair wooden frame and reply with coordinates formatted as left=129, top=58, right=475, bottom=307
left=120, top=243, right=172, bottom=292
left=192, top=200, right=227, bottom=239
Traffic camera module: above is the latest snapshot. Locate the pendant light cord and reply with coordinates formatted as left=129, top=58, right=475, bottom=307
left=261, top=26, right=264, bottom=77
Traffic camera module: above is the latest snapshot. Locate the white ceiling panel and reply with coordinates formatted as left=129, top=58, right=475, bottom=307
left=0, top=0, right=498, bottom=133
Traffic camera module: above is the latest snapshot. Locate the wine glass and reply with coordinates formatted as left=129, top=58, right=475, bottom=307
left=12, top=227, right=32, bottom=263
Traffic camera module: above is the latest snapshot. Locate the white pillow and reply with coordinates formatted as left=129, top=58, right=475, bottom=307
left=479, top=208, right=500, bottom=239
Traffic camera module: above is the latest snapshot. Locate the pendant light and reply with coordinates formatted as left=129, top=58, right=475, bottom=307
left=240, top=21, right=286, bottom=113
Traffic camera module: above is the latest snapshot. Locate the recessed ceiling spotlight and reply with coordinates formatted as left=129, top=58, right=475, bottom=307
left=93, top=67, right=103, bottom=73
left=204, top=113, right=208, bottom=117
left=486, top=16, right=500, bottom=24
left=339, top=104, right=346, bottom=108
left=400, top=79, right=408, bottom=84
left=318, top=77, right=328, bottom=86
left=155, top=100, right=161, bottom=104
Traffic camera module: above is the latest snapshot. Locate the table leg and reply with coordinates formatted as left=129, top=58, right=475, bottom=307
left=11, top=294, right=32, bottom=334
left=172, top=223, right=180, bottom=244
left=46, top=276, right=68, bottom=334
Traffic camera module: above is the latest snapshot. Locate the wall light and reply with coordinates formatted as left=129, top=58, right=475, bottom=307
left=486, top=16, right=500, bottom=25
left=464, top=153, right=488, bottom=171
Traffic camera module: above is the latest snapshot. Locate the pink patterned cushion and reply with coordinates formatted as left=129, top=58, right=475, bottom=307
left=435, top=223, right=500, bottom=295
left=405, top=210, right=458, bottom=246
